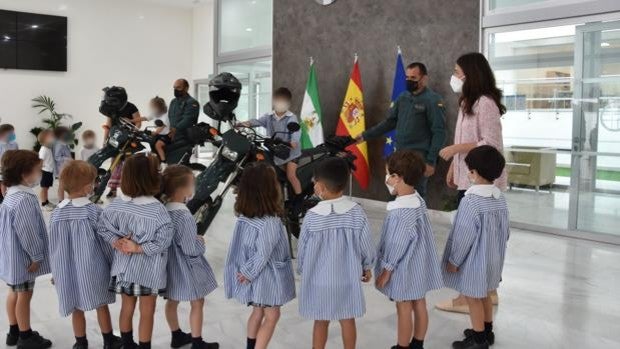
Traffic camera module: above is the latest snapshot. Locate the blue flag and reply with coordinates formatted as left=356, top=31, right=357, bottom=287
left=383, top=50, right=407, bottom=157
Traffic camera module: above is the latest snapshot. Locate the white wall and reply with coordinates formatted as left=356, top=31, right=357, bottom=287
left=0, top=0, right=194, bottom=149
left=192, top=0, right=215, bottom=81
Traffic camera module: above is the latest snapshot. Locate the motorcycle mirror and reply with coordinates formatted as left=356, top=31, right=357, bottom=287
left=154, top=120, right=164, bottom=127
left=287, top=122, right=301, bottom=133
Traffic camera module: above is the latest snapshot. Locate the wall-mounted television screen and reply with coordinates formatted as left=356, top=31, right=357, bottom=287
left=0, top=10, right=67, bottom=72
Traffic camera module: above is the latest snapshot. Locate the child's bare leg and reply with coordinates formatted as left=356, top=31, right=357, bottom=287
left=286, top=162, right=302, bottom=194
left=339, top=318, right=356, bottom=349
left=40, top=187, right=48, bottom=203
left=138, top=295, right=157, bottom=343
left=96, top=305, right=113, bottom=334
left=465, top=297, right=485, bottom=332
left=165, top=300, right=180, bottom=331
left=57, top=181, right=65, bottom=201
left=412, top=298, right=429, bottom=341
left=155, top=140, right=167, bottom=163
left=119, top=294, right=137, bottom=333
left=312, top=320, right=329, bottom=349
left=255, top=307, right=280, bottom=349
left=189, top=299, right=204, bottom=338
left=15, top=291, right=33, bottom=331
left=483, top=293, right=493, bottom=323
left=6, top=289, right=17, bottom=326
left=72, top=310, right=86, bottom=338
left=395, top=301, right=413, bottom=346
left=247, top=306, right=264, bottom=340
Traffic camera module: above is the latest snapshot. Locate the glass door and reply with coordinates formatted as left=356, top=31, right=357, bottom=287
left=570, top=21, right=620, bottom=236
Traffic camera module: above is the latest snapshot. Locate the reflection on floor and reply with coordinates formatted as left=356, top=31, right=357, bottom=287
left=504, top=186, right=620, bottom=236
left=1, top=192, right=619, bottom=349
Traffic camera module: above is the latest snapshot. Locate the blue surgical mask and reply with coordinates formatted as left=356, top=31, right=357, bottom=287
left=8, top=133, right=16, bottom=142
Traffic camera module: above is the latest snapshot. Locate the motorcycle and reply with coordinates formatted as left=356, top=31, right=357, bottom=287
left=186, top=118, right=357, bottom=240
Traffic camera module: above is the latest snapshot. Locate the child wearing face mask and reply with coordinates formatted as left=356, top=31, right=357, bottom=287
left=442, top=145, right=509, bottom=349
left=161, top=165, right=219, bottom=349
left=376, top=150, right=443, bottom=349
left=297, top=157, right=375, bottom=349
left=238, top=87, right=303, bottom=201
left=0, top=124, right=19, bottom=203
left=224, top=162, right=295, bottom=349
left=141, top=96, right=171, bottom=166
left=49, top=160, right=121, bottom=349
left=0, top=150, right=53, bottom=349
left=37, top=129, right=56, bottom=210
left=79, top=130, right=100, bottom=161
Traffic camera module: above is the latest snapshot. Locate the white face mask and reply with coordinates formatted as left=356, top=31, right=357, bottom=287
left=184, top=187, right=196, bottom=204
left=450, top=75, right=464, bottom=93
left=467, top=171, right=477, bottom=185
left=27, top=175, right=41, bottom=188
left=273, top=101, right=290, bottom=114
left=385, top=174, right=396, bottom=195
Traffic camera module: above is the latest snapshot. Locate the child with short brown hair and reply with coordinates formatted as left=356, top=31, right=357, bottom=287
left=0, top=150, right=52, bottom=348
left=49, top=160, right=121, bottom=349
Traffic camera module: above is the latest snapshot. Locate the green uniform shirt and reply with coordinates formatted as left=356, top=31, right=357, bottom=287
left=168, top=94, right=200, bottom=137
left=362, top=87, right=446, bottom=165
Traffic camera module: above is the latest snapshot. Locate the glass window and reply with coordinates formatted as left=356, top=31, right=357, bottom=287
left=489, top=0, right=552, bottom=11
left=218, top=0, right=272, bottom=54
left=217, top=59, right=273, bottom=122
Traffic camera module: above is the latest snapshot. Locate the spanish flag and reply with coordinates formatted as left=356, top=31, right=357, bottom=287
left=336, top=57, right=370, bottom=190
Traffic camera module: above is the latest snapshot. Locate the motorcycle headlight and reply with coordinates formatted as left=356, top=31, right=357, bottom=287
left=221, top=146, right=239, bottom=161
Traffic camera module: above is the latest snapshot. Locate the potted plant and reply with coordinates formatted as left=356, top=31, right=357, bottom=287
left=30, top=95, right=82, bottom=152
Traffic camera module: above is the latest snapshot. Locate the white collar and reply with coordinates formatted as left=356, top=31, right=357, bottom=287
left=6, top=185, right=36, bottom=196
left=465, top=184, right=501, bottom=199
left=386, top=193, right=422, bottom=211
left=166, top=202, right=189, bottom=212
left=119, top=191, right=159, bottom=205
left=58, top=197, right=92, bottom=208
left=309, top=196, right=357, bottom=216
left=271, top=110, right=293, bottom=120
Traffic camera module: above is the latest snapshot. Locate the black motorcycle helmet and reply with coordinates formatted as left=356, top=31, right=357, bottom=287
left=99, top=86, right=128, bottom=118
left=203, top=72, right=242, bottom=122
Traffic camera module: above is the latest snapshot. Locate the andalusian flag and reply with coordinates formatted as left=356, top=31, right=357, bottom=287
left=300, top=59, right=324, bottom=149
left=384, top=48, right=407, bottom=157
left=336, top=56, right=370, bottom=190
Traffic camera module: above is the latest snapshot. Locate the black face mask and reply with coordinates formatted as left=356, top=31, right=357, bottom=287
left=174, top=89, right=185, bottom=98
left=406, top=79, right=418, bottom=93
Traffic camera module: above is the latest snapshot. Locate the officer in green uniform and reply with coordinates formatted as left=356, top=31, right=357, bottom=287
left=167, top=78, right=200, bottom=163
left=357, top=62, right=446, bottom=197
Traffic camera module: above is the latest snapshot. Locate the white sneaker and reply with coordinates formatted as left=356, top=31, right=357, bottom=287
left=42, top=202, right=57, bottom=211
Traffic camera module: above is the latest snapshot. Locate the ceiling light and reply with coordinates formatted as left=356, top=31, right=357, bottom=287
left=600, top=42, right=610, bottom=47
left=245, top=27, right=253, bottom=32
left=31, top=24, right=39, bottom=29
left=138, top=15, right=145, bottom=20
left=3, top=35, right=10, bottom=40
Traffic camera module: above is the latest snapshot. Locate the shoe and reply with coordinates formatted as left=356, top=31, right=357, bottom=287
left=463, top=329, right=495, bottom=345
left=104, top=335, right=123, bottom=349
left=170, top=331, right=192, bottom=348
left=120, top=342, right=138, bottom=349
left=16, top=332, right=52, bottom=349
left=6, top=332, right=18, bottom=346
left=452, top=335, right=488, bottom=349
left=72, top=342, right=88, bottom=349
left=190, top=340, right=219, bottom=349
left=42, top=202, right=56, bottom=212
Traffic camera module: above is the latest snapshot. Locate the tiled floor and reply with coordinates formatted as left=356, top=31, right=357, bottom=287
left=1, top=191, right=619, bottom=348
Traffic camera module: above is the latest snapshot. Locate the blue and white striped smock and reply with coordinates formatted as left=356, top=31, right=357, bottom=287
left=224, top=215, right=295, bottom=307
left=298, top=197, right=376, bottom=320
left=0, top=186, right=51, bottom=285
left=165, top=203, right=218, bottom=302
left=442, top=185, right=510, bottom=298
left=49, top=198, right=115, bottom=316
left=97, top=195, right=173, bottom=291
left=374, top=193, right=443, bottom=301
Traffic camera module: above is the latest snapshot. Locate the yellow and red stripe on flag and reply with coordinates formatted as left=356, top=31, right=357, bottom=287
left=336, top=58, right=370, bottom=190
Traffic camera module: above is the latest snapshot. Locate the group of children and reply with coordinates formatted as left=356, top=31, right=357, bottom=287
left=0, top=150, right=218, bottom=349
left=0, top=123, right=509, bottom=349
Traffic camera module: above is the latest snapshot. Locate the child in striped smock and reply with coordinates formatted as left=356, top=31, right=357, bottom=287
left=97, top=153, right=173, bottom=349
left=0, top=150, right=52, bottom=349
left=224, top=162, right=295, bottom=349
left=161, top=165, right=219, bottom=349
left=49, top=160, right=121, bottom=349
left=375, top=150, right=443, bottom=349
left=297, top=157, right=375, bottom=349
left=442, top=145, right=509, bottom=349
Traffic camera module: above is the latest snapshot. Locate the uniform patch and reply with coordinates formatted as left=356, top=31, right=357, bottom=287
left=414, top=103, right=426, bottom=111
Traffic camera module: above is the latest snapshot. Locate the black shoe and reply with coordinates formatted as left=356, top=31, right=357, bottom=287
left=463, top=329, right=495, bottom=345
left=171, top=331, right=192, bottom=348
left=120, top=342, right=138, bottom=349
left=73, top=342, right=88, bottom=349
left=16, top=332, right=52, bottom=349
left=104, top=335, right=123, bottom=349
left=190, top=340, right=219, bottom=349
left=6, top=332, right=18, bottom=346
left=452, top=335, right=488, bottom=349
